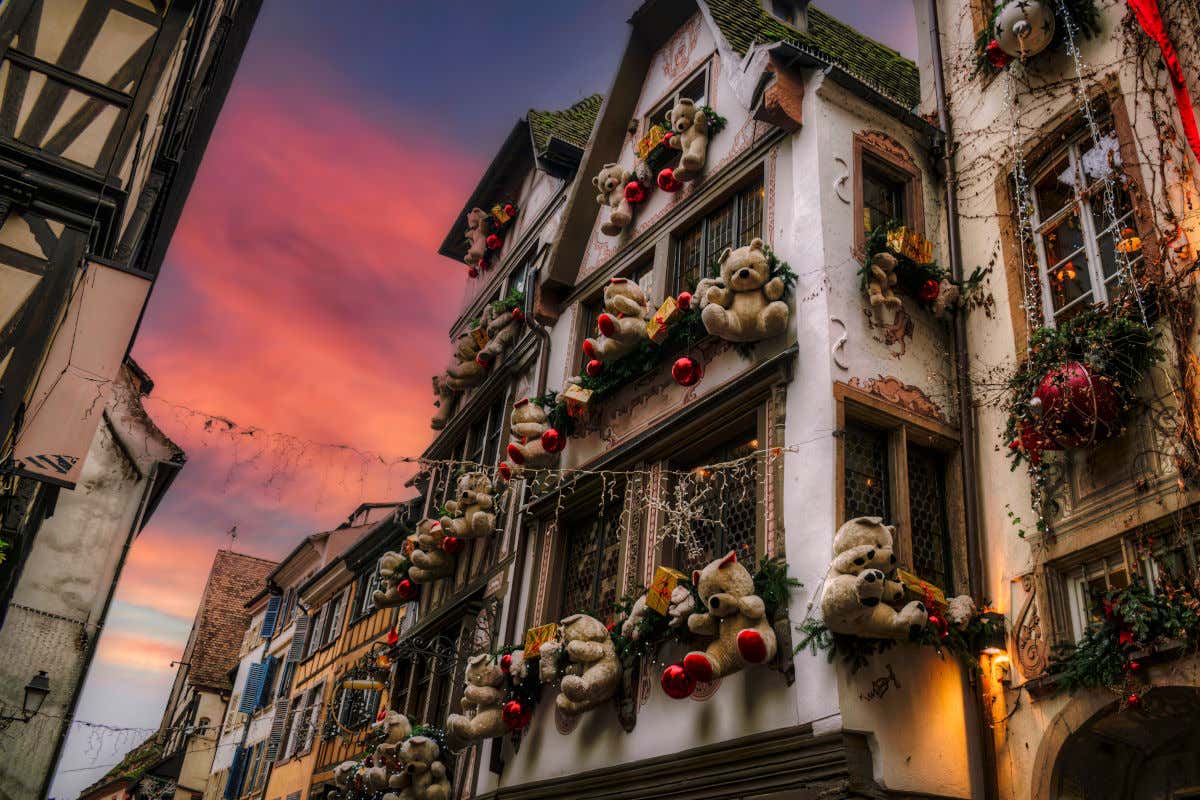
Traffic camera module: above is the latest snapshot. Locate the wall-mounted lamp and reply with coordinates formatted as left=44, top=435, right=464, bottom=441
left=978, top=611, right=1008, bottom=656
left=1, top=671, right=50, bottom=726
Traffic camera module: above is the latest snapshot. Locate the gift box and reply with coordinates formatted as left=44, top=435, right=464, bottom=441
left=646, top=296, right=681, bottom=343
left=897, top=568, right=946, bottom=609
left=885, top=226, right=933, bottom=265
left=561, top=383, right=593, bottom=418
left=524, top=622, right=558, bottom=658
left=471, top=326, right=491, bottom=350
left=646, top=565, right=687, bottom=615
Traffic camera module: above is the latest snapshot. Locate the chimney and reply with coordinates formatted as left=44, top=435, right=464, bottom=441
left=796, top=0, right=812, bottom=33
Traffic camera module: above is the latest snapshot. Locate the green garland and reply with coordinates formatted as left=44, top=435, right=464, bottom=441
left=1002, top=306, right=1162, bottom=468
left=491, top=288, right=525, bottom=315
left=754, top=556, right=802, bottom=621
left=1050, top=577, right=1200, bottom=694
left=973, top=0, right=1102, bottom=76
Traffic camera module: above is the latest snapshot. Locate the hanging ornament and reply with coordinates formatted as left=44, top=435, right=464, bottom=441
left=671, top=356, right=702, bottom=387
left=624, top=181, right=646, bottom=205
left=486, top=234, right=503, bottom=251
left=498, top=462, right=512, bottom=481
left=396, top=579, right=417, bottom=601
left=386, top=626, right=399, bottom=645
left=511, top=307, right=525, bottom=322
left=985, top=39, right=1013, bottom=69
left=918, top=279, right=940, bottom=303
left=1116, top=227, right=1143, bottom=253
left=657, top=167, right=683, bottom=193
left=660, top=663, right=696, bottom=699
left=676, top=291, right=693, bottom=310
left=1032, top=362, right=1120, bottom=448
left=504, top=203, right=516, bottom=217
left=468, top=267, right=479, bottom=278
left=442, top=536, right=465, bottom=555
left=993, top=0, right=1056, bottom=59
left=585, top=358, right=603, bottom=377
left=1126, top=692, right=1142, bottom=708
left=502, top=700, right=531, bottom=730
left=500, top=653, right=513, bottom=673
left=540, top=427, right=564, bottom=453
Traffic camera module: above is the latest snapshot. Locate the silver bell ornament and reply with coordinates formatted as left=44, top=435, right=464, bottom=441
left=994, top=0, right=1056, bottom=59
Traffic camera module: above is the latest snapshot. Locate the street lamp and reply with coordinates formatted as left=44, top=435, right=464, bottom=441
left=1, top=671, right=50, bottom=724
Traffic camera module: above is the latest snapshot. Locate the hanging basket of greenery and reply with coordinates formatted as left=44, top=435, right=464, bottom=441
left=1003, top=307, right=1162, bottom=467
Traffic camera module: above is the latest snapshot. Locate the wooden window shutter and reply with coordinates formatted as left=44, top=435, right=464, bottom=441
left=266, top=697, right=290, bottom=761
left=287, top=615, right=309, bottom=662
left=238, top=663, right=265, bottom=714
left=260, top=594, right=282, bottom=637
left=254, top=656, right=277, bottom=710
left=223, top=746, right=248, bottom=799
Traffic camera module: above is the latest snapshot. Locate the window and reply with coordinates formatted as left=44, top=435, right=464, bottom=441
left=353, top=564, right=378, bottom=619
left=670, top=428, right=761, bottom=571
left=335, top=686, right=381, bottom=731
left=559, top=491, right=625, bottom=623
left=412, top=620, right=464, bottom=727
left=305, top=607, right=324, bottom=659
left=674, top=179, right=765, bottom=292
left=838, top=396, right=959, bottom=593
left=301, top=683, right=324, bottom=753
left=1062, top=549, right=1131, bottom=641
left=465, top=398, right=506, bottom=469
left=646, top=66, right=708, bottom=133
left=1024, top=111, right=1142, bottom=323
left=320, top=590, right=347, bottom=648
left=862, top=157, right=906, bottom=242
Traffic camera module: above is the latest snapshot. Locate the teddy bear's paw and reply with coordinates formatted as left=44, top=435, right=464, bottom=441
left=597, top=313, right=616, bottom=338
left=884, top=295, right=903, bottom=309
left=682, top=651, right=715, bottom=682
left=600, top=219, right=623, bottom=237
left=856, top=569, right=886, bottom=607
left=898, top=600, right=928, bottom=635
left=681, top=152, right=703, bottom=171
left=737, top=629, right=769, bottom=663
left=582, top=338, right=598, bottom=360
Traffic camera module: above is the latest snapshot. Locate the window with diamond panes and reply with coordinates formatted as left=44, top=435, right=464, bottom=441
left=674, top=178, right=765, bottom=293
left=674, top=430, right=760, bottom=571
left=843, top=422, right=890, bottom=521
left=559, top=491, right=625, bottom=623
left=906, top=443, right=953, bottom=591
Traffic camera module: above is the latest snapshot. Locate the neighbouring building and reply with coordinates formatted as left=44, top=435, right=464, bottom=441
left=147, top=549, right=277, bottom=800
left=76, top=730, right=166, bottom=800
left=0, top=359, right=183, bottom=800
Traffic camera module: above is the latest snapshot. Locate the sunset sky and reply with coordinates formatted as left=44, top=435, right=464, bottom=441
left=49, top=3, right=916, bottom=796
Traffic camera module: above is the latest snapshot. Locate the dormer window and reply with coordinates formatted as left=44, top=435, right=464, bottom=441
left=646, top=66, right=709, bottom=134
left=765, top=0, right=809, bottom=31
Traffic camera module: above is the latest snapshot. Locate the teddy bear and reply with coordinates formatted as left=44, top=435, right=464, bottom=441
left=593, top=163, right=634, bottom=236
left=372, top=551, right=412, bottom=608
left=463, top=207, right=489, bottom=266
left=370, top=709, right=412, bottom=761
left=440, top=471, right=496, bottom=539
left=620, top=584, right=695, bottom=640
left=933, top=278, right=960, bottom=319
left=503, top=398, right=557, bottom=471
left=819, top=516, right=929, bottom=639
left=866, top=251, right=902, bottom=310
left=544, top=613, right=620, bottom=717
left=475, top=303, right=521, bottom=368
left=430, top=374, right=457, bottom=431
left=444, top=331, right=486, bottom=391
left=394, top=735, right=450, bottom=800
left=699, top=238, right=790, bottom=342
left=946, top=594, right=977, bottom=628
left=408, top=519, right=454, bottom=584
left=667, top=98, right=709, bottom=181
left=676, top=551, right=777, bottom=686
left=582, top=277, right=652, bottom=364
left=445, top=653, right=508, bottom=745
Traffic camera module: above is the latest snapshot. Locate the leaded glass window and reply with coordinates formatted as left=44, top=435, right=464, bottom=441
left=559, top=492, right=625, bottom=623
left=674, top=430, right=760, bottom=571
left=673, top=179, right=765, bottom=293
left=843, top=422, right=890, bottom=521
left=907, top=443, right=953, bottom=591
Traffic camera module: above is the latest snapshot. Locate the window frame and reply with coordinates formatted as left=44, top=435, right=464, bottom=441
left=643, top=62, right=711, bottom=137
left=671, top=175, right=766, bottom=295
left=555, top=486, right=628, bottom=623
left=834, top=382, right=964, bottom=594
left=852, top=132, right=924, bottom=258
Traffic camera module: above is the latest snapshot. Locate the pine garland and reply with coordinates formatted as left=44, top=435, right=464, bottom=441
left=795, top=611, right=1003, bottom=674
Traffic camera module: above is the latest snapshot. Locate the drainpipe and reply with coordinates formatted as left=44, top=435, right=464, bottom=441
left=926, top=3, right=1000, bottom=799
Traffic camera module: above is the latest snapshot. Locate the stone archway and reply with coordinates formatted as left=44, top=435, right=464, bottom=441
left=1040, top=686, right=1200, bottom=799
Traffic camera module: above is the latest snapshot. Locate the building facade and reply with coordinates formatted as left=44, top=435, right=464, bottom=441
left=0, top=359, right=183, bottom=800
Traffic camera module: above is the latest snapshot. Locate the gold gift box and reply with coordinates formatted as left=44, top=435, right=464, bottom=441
left=471, top=326, right=491, bottom=350
left=524, top=622, right=558, bottom=658
left=885, top=226, right=933, bottom=265
left=561, top=383, right=593, bottom=418
left=646, top=297, right=680, bottom=343
left=646, top=565, right=687, bottom=615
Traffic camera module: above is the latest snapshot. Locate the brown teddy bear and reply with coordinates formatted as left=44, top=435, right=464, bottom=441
left=503, top=398, right=557, bottom=472
left=866, top=251, right=902, bottom=309
left=396, top=736, right=449, bottom=800
left=543, top=613, right=620, bottom=717
left=430, top=374, right=457, bottom=430
left=582, top=277, right=652, bottom=364
left=463, top=208, right=489, bottom=266
left=679, top=551, right=778, bottom=685
left=475, top=304, right=521, bottom=367
left=439, top=472, right=496, bottom=539
left=444, top=331, right=487, bottom=390
left=408, top=519, right=453, bottom=584
left=593, top=163, right=634, bottom=236
left=371, top=710, right=412, bottom=761
left=819, top=517, right=928, bottom=639
left=699, top=238, right=790, bottom=342
left=446, top=654, right=508, bottom=745
left=667, top=98, right=709, bottom=181
left=372, top=550, right=412, bottom=608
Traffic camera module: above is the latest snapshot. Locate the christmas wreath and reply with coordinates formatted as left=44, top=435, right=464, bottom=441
left=1003, top=306, right=1161, bottom=467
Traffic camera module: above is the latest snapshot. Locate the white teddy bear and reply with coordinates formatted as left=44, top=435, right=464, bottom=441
left=439, top=471, right=496, bottom=539
left=582, top=277, right=652, bottom=365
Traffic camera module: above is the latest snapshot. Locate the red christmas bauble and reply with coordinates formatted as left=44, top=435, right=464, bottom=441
left=677, top=291, right=693, bottom=310
left=498, top=462, right=512, bottom=481
left=468, top=267, right=479, bottom=278
left=541, top=428, right=564, bottom=453
left=386, top=626, right=399, bottom=645
left=660, top=663, right=696, bottom=699
left=486, top=234, right=503, bottom=251
left=985, top=39, right=1013, bottom=69
left=364, top=757, right=374, bottom=767
left=442, top=536, right=464, bottom=555
left=662, top=131, right=675, bottom=147
left=396, top=579, right=416, bottom=601
left=512, top=307, right=524, bottom=321
left=1033, top=362, right=1120, bottom=448
left=502, top=700, right=531, bottom=730
left=1126, top=693, right=1141, bottom=708
left=624, top=181, right=646, bottom=204
left=504, top=203, right=516, bottom=217
left=475, top=353, right=490, bottom=368
left=918, top=279, right=940, bottom=303
left=672, top=356, right=702, bottom=387
left=500, top=653, right=513, bottom=673
left=586, top=358, right=603, bottom=377
left=657, top=168, right=683, bottom=193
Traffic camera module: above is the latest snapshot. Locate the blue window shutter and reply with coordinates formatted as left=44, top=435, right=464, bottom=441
left=224, top=747, right=247, bottom=800
left=254, top=656, right=277, bottom=710
left=238, top=663, right=264, bottom=714
left=260, top=595, right=282, bottom=637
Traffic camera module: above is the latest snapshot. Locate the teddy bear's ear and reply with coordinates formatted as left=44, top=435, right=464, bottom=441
left=718, top=247, right=733, bottom=266
left=719, top=551, right=738, bottom=568
left=592, top=175, right=602, bottom=189
left=749, top=238, right=764, bottom=252
left=467, top=653, right=489, bottom=667
left=561, top=613, right=583, bottom=625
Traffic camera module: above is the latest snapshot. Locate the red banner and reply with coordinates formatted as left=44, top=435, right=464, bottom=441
left=1126, top=0, right=1200, bottom=164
